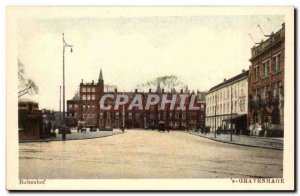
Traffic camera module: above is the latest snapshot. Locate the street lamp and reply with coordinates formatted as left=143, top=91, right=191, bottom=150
left=214, top=94, right=217, bottom=138
left=62, top=33, right=73, bottom=141
left=230, top=85, right=233, bottom=142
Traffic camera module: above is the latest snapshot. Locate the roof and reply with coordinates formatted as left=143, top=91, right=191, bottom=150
left=208, top=70, right=249, bottom=93
left=18, top=97, right=38, bottom=104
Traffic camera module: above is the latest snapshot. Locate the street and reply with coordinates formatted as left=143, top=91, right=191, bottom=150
left=19, top=130, right=283, bottom=179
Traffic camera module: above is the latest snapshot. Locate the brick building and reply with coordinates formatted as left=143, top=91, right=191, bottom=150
left=66, top=69, right=206, bottom=130
left=248, top=23, right=285, bottom=135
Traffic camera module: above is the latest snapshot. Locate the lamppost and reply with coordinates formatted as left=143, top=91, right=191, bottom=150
left=230, top=85, right=233, bottom=142
left=59, top=85, right=61, bottom=125
left=62, top=33, right=73, bottom=141
left=214, top=94, right=217, bottom=138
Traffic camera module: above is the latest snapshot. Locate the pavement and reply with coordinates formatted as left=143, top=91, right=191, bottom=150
left=188, top=131, right=283, bottom=150
left=19, top=130, right=283, bottom=179
left=19, top=128, right=124, bottom=143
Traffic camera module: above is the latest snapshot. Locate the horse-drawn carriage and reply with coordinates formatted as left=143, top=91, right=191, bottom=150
left=158, top=121, right=169, bottom=132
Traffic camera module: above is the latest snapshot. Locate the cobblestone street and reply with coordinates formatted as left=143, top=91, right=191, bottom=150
left=19, top=130, right=283, bottom=179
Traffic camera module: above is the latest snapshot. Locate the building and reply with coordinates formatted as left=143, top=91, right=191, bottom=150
left=248, top=23, right=285, bottom=136
left=66, top=69, right=206, bottom=130
left=205, top=70, right=249, bottom=134
left=197, top=91, right=206, bottom=128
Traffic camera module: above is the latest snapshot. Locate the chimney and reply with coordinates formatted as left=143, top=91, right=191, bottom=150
left=149, top=89, right=152, bottom=93
left=180, top=89, right=183, bottom=93
left=114, top=88, right=117, bottom=93
left=242, top=69, right=245, bottom=73
left=92, top=80, right=94, bottom=84
left=81, top=79, right=83, bottom=84
left=162, top=88, right=164, bottom=93
left=135, top=89, right=138, bottom=93
left=224, top=78, right=226, bottom=82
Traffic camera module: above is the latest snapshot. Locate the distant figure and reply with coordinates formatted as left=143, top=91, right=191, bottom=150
left=77, top=124, right=82, bottom=133
left=47, top=121, right=52, bottom=137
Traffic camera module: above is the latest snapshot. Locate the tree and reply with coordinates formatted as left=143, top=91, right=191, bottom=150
left=104, top=84, right=117, bottom=92
left=18, top=59, right=39, bottom=97
left=136, top=75, right=186, bottom=92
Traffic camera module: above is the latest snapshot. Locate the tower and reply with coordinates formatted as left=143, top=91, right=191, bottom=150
left=156, top=81, right=161, bottom=93
left=98, top=68, right=104, bottom=85
left=98, top=68, right=104, bottom=93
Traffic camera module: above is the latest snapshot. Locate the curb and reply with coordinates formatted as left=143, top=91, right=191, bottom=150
left=188, top=132, right=283, bottom=151
left=19, top=132, right=125, bottom=143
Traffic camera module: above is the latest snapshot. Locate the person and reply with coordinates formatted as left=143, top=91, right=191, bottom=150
left=216, top=126, right=221, bottom=135
left=77, top=124, right=82, bottom=133
left=47, top=121, right=52, bottom=138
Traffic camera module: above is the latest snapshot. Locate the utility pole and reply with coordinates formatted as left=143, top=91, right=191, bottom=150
left=59, top=86, right=61, bottom=125
left=122, top=91, right=125, bottom=132
left=230, top=85, right=233, bottom=142
left=214, top=94, right=217, bottom=138
left=62, top=33, right=73, bottom=141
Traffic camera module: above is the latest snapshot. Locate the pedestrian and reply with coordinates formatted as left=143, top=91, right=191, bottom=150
left=47, top=121, right=52, bottom=138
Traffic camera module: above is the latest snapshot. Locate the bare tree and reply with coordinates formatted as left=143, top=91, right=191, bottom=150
left=104, top=84, right=117, bottom=92
left=136, top=75, right=186, bottom=92
left=18, top=59, right=39, bottom=97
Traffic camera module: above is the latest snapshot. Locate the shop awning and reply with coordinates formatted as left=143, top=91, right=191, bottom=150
left=222, top=114, right=247, bottom=122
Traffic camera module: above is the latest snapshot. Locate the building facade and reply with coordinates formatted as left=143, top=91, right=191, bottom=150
left=66, top=69, right=206, bottom=130
left=248, top=23, right=285, bottom=135
left=205, top=70, right=249, bottom=134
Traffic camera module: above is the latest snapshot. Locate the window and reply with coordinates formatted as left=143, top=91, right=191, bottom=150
left=272, top=53, right=281, bottom=73
left=175, top=112, right=179, bottom=119
left=239, top=99, right=245, bottom=112
left=182, top=113, right=186, bottom=120
left=200, top=104, right=204, bottom=110
left=74, top=104, right=78, bottom=109
left=272, top=82, right=281, bottom=97
left=81, top=87, right=86, bottom=92
left=107, top=112, right=111, bottom=118
left=87, top=94, right=91, bottom=100
left=234, top=101, right=237, bottom=112
left=92, top=87, right=95, bottom=92
left=87, top=87, right=91, bottom=92
left=100, top=112, right=104, bottom=118
left=82, top=95, right=86, bottom=100
left=150, top=113, right=154, bottom=119
left=254, top=66, right=260, bottom=81
left=262, top=85, right=269, bottom=98
left=262, top=60, right=270, bottom=77
left=92, top=94, right=95, bottom=100
left=68, top=104, right=73, bottom=109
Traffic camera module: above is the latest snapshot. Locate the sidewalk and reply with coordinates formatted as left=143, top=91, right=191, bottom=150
left=19, top=129, right=124, bottom=143
left=188, top=131, right=283, bottom=150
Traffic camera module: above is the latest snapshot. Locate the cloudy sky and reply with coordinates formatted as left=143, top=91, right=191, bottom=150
left=17, top=7, right=284, bottom=110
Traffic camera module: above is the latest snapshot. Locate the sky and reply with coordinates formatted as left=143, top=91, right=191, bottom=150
left=17, top=8, right=284, bottom=110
